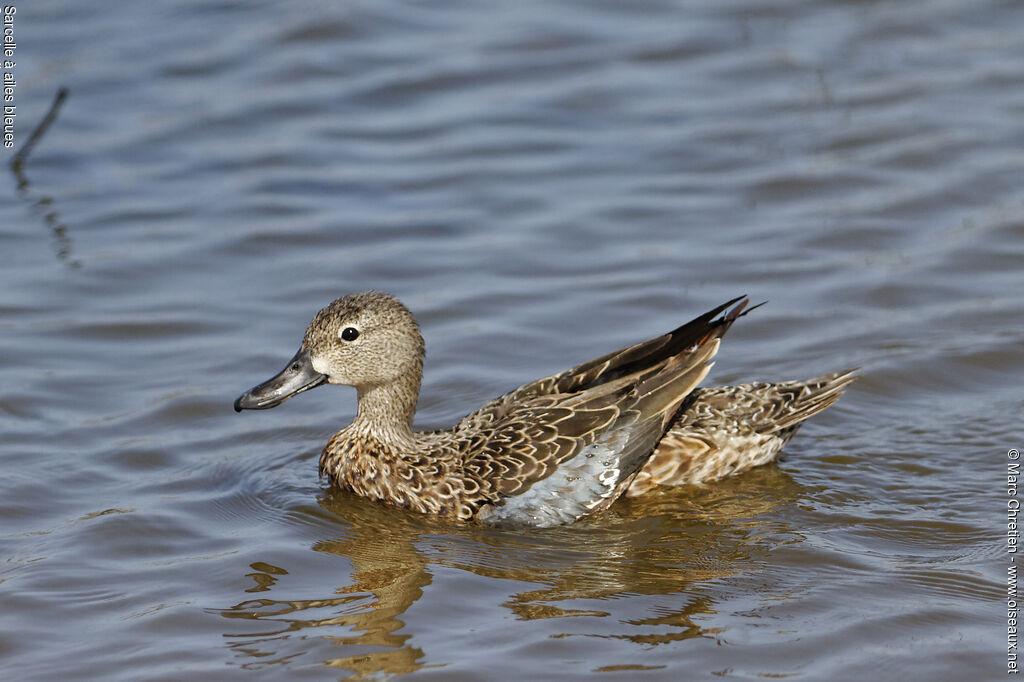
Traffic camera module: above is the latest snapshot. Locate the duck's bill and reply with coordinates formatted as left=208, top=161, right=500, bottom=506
left=234, top=349, right=327, bottom=412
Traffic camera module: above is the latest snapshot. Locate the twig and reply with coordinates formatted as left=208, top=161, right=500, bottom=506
left=10, top=86, right=69, bottom=177
left=9, top=86, right=79, bottom=266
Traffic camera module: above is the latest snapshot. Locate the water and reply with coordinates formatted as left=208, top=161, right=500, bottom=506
left=2, top=0, right=1019, bottom=679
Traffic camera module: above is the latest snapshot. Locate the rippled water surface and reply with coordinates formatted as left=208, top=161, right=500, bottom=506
left=2, top=1, right=1019, bottom=679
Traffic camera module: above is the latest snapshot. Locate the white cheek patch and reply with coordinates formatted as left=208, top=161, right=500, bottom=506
left=312, top=354, right=352, bottom=385
left=311, top=356, right=330, bottom=375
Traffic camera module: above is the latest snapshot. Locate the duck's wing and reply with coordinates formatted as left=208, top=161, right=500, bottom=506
left=461, top=298, right=749, bottom=526
left=626, top=369, right=858, bottom=496
left=502, top=295, right=752, bottom=403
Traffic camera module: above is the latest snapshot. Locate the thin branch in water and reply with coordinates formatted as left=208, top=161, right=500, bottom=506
left=11, top=86, right=69, bottom=183
left=9, top=87, right=79, bottom=267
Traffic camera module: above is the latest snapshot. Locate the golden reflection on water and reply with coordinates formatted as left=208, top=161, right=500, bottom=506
left=218, top=466, right=804, bottom=678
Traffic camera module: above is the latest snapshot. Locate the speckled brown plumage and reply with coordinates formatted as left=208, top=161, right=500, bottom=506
left=235, top=292, right=855, bottom=527
left=626, top=370, right=858, bottom=497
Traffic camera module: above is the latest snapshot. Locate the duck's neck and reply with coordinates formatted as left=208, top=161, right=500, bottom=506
left=350, top=376, right=420, bottom=451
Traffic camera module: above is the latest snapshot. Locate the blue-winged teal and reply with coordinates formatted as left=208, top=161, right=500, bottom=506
left=235, top=292, right=855, bottom=527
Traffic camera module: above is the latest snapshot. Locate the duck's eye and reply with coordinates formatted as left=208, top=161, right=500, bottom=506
left=340, top=327, right=360, bottom=341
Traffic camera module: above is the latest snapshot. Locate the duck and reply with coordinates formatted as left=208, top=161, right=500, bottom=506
left=235, top=291, right=856, bottom=527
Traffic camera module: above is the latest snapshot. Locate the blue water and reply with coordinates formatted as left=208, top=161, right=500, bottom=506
left=1, top=1, right=1019, bottom=679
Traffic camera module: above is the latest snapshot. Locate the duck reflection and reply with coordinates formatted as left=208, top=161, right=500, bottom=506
left=219, top=465, right=803, bottom=678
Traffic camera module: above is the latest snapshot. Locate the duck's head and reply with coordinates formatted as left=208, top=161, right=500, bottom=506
left=234, top=291, right=425, bottom=411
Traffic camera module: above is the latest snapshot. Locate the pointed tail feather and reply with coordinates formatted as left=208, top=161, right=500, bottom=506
left=762, top=369, right=859, bottom=431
